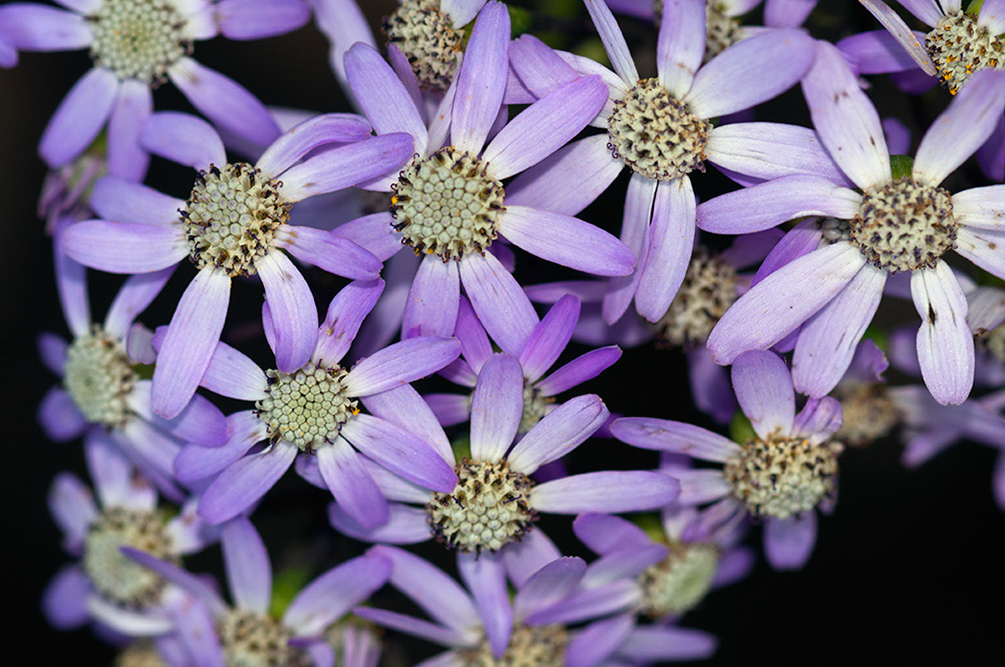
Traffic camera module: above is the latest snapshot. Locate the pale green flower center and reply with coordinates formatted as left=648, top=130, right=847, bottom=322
left=64, top=326, right=137, bottom=430
left=427, top=458, right=535, bottom=553
left=83, top=506, right=176, bottom=608
left=391, top=147, right=504, bottom=262
left=255, top=363, right=357, bottom=453
left=88, top=0, right=190, bottom=85
left=639, top=542, right=719, bottom=617
left=182, top=163, right=289, bottom=277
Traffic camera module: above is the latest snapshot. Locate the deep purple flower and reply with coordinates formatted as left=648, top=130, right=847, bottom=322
left=0, top=0, right=310, bottom=178
left=339, top=3, right=635, bottom=353
left=356, top=545, right=648, bottom=665
left=40, top=233, right=226, bottom=499
left=124, top=516, right=392, bottom=667
left=613, top=350, right=845, bottom=571
left=328, top=352, right=679, bottom=557
left=173, top=279, right=461, bottom=528
left=425, top=294, right=622, bottom=433
left=506, top=0, right=815, bottom=324
left=43, top=437, right=217, bottom=639
left=63, top=112, right=413, bottom=418
left=701, top=45, right=1005, bottom=405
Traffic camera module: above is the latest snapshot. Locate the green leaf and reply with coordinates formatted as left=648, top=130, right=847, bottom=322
left=889, top=154, right=914, bottom=180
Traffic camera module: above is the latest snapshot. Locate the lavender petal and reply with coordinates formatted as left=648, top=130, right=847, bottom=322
left=140, top=111, right=226, bottom=171
left=39, top=67, right=118, bottom=168
left=532, top=470, right=680, bottom=513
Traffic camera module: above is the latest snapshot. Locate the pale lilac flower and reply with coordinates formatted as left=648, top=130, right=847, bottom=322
left=884, top=326, right=1005, bottom=509
left=700, top=45, right=1005, bottom=405
left=124, top=516, right=392, bottom=667
left=328, top=352, right=679, bottom=557
left=339, top=3, right=635, bottom=353
left=612, top=350, right=845, bottom=571
left=838, top=0, right=1005, bottom=179
left=574, top=510, right=752, bottom=622
left=42, top=437, right=217, bottom=639
left=605, top=0, right=819, bottom=49
left=39, top=234, right=226, bottom=499
left=507, top=0, right=815, bottom=324
left=524, top=230, right=781, bottom=424
left=356, top=545, right=646, bottom=664
left=0, top=0, right=309, bottom=178
left=425, top=294, right=622, bottom=433
left=173, top=279, right=461, bottom=528
left=63, top=112, right=413, bottom=418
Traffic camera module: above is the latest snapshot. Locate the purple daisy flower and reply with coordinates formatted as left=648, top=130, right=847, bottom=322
left=173, top=278, right=461, bottom=528
left=838, top=0, right=1005, bottom=179
left=340, top=3, right=635, bottom=353
left=612, top=349, right=845, bottom=571
left=700, top=45, right=1005, bottom=405
left=524, top=230, right=781, bottom=424
left=884, top=327, right=1005, bottom=506
left=124, top=516, right=392, bottom=667
left=425, top=294, right=622, bottom=434
left=355, top=544, right=647, bottom=665
left=43, top=437, right=217, bottom=639
left=605, top=0, right=819, bottom=54
left=40, top=233, right=227, bottom=499
left=328, top=352, right=679, bottom=558
left=0, top=0, right=309, bottom=178
left=506, top=0, right=815, bottom=324
left=828, top=339, right=903, bottom=448
left=63, top=111, right=414, bottom=418
left=574, top=510, right=752, bottom=623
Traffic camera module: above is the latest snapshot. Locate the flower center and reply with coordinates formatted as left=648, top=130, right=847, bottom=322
left=851, top=177, right=957, bottom=274
left=607, top=78, right=710, bottom=182
left=83, top=506, right=177, bottom=608
left=458, top=624, right=568, bottom=667
left=390, top=147, right=505, bottom=262
left=114, top=640, right=167, bottom=667
left=383, top=0, right=463, bottom=91
left=653, top=247, right=738, bottom=348
left=64, top=326, right=138, bottom=430
left=87, top=0, right=191, bottom=85
left=181, top=163, right=289, bottom=277
left=426, top=458, right=536, bottom=553
left=519, top=382, right=553, bottom=435
left=217, top=610, right=311, bottom=667
left=834, top=382, right=900, bottom=447
left=704, top=2, right=743, bottom=61
left=978, top=322, right=1005, bottom=362
left=638, top=542, right=719, bottom=617
left=255, top=363, right=357, bottom=453
left=723, top=435, right=842, bottom=519
left=926, top=11, right=1005, bottom=94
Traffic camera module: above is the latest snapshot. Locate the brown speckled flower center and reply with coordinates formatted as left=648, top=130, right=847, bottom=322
left=458, top=624, right=568, bottom=667
left=851, top=177, right=956, bottom=274
left=607, top=78, right=710, bottom=182
left=724, top=435, right=842, bottom=519
left=427, top=458, right=536, bottom=553
left=926, top=11, right=1005, bottom=94
left=383, top=0, right=463, bottom=91
left=182, top=163, right=289, bottom=277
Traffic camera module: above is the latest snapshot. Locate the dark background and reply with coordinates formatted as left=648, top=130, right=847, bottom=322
left=3, top=0, right=1004, bottom=664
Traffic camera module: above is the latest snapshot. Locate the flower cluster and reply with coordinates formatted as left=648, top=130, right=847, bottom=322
left=11, top=0, right=1005, bottom=663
